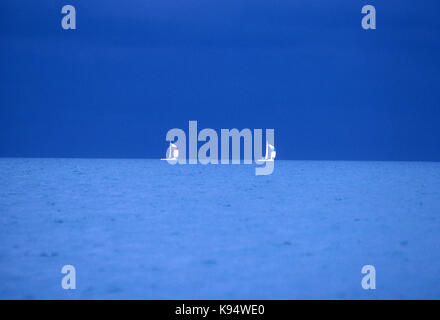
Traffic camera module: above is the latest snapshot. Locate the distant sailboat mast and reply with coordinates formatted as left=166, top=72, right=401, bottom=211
left=168, top=141, right=172, bottom=159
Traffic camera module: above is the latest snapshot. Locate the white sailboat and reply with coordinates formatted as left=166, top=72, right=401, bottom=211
left=258, top=141, right=276, bottom=162
left=161, top=142, right=179, bottom=161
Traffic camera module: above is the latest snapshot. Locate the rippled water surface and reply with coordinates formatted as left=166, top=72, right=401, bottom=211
left=1, top=159, right=439, bottom=299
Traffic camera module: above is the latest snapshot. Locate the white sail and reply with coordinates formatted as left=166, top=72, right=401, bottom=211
left=161, top=142, right=178, bottom=161
left=172, top=144, right=179, bottom=159
left=257, top=141, right=276, bottom=162
left=268, top=144, right=276, bottom=160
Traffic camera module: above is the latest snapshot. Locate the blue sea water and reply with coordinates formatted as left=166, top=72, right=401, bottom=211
left=0, top=158, right=440, bottom=299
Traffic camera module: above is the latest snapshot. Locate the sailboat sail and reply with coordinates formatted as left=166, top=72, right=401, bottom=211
left=258, top=141, right=275, bottom=162
left=268, top=144, right=275, bottom=160
left=168, top=142, right=172, bottom=159
left=161, top=142, right=178, bottom=161
left=171, top=143, right=178, bottom=159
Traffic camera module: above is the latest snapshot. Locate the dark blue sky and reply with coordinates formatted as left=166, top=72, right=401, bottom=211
left=1, top=0, right=439, bottom=160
